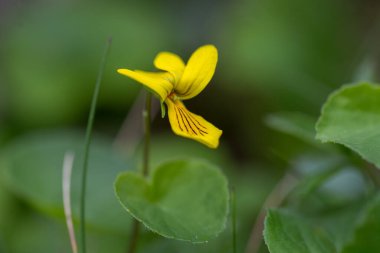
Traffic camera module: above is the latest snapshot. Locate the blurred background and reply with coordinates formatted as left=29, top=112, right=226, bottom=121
left=0, top=0, right=379, bottom=252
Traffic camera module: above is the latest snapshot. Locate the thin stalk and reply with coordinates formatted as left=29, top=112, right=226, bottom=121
left=231, top=187, right=237, bottom=253
left=348, top=151, right=380, bottom=189
left=127, top=220, right=141, bottom=253
left=127, top=91, right=152, bottom=253
left=362, top=161, right=380, bottom=188
left=79, top=38, right=112, bottom=253
left=245, top=172, right=298, bottom=253
left=142, top=92, right=152, bottom=177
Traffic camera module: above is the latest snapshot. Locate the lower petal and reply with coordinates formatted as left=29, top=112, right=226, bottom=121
left=165, top=98, right=222, bottom=149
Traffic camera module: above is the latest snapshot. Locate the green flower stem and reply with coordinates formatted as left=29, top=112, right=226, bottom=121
left=347, top=152, right=380, bottom=188
left=362, top=162, right=380, bottom=188
left=127, top=220, right=141, bottom=253
left=142, top=92, right=152, bottom=177
left=127, top=91, right=152, bottom=253
left=80, top=38, right=111, bottom=253
left=245, top=172, right=298, bottom=253
left=231, top=187, right=237, bottom=253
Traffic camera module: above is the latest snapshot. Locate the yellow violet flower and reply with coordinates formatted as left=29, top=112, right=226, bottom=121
left=117, top=45, right=222, bottom=148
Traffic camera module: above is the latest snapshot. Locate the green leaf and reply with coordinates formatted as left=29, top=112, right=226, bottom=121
left=316, top=82, right=380, bottom=168
left=114, top=159, right=229, bottom=242
left=341, top=194, right=380, bottom=253
left=0, top=131, right=132, bottom=233
left=7, top=213, right=71, bottom=253
left=264, top=209, right=336, bottom=253
left=5, top=210, right=130, bottom=253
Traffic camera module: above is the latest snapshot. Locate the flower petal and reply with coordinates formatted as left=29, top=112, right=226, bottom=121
left=175, top=45, right=218, bottom=100
left=154, top=52, right=185, bottom=84
left=117, top=69, right=173, bottom=101
left=166, top=98, right=222, bottom=148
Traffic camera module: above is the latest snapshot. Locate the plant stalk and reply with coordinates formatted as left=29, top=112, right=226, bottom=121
left=142, top=92, right=152, bottom=177
left=79, top=38, right=111, bottom=253
left=245, top=172, right=298, bottom=253
left=127, top=91, right=152, bottom=253
left=231, top=187, right=237, bottom=253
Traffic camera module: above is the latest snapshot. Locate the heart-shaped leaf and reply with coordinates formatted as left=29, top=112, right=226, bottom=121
left=114, top=159, right=229, bottom=242
left=316, top=82, right=380, bottom=168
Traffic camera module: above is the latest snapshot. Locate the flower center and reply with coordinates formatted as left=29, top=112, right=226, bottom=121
left=168, top=92, right=179, bottom=101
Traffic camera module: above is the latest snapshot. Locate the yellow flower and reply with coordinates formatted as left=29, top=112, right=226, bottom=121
left=117, top=45, right=222, bottom=148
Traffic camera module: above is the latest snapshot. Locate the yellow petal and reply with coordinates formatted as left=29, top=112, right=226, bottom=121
left=175, top=45, right=218, bottom=100
left=154, top=52, right=185, bottom=84
left=117, top=69, right=173, bottom=101
left=166, top=98, right=222, bottom=148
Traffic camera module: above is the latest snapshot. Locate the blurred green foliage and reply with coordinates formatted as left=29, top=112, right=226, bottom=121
left=1, top=0, right=379, bottom=252
left=2, top=0, right=175, bottom=127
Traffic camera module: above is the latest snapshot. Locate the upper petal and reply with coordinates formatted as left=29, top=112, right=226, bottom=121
left=175, top=45, right=218, bottom=100
left=117, top=68, right=173, bottom=101
left=166, top=98, right=222, bottom=148
left=154, top=52, right=185, bottom=84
